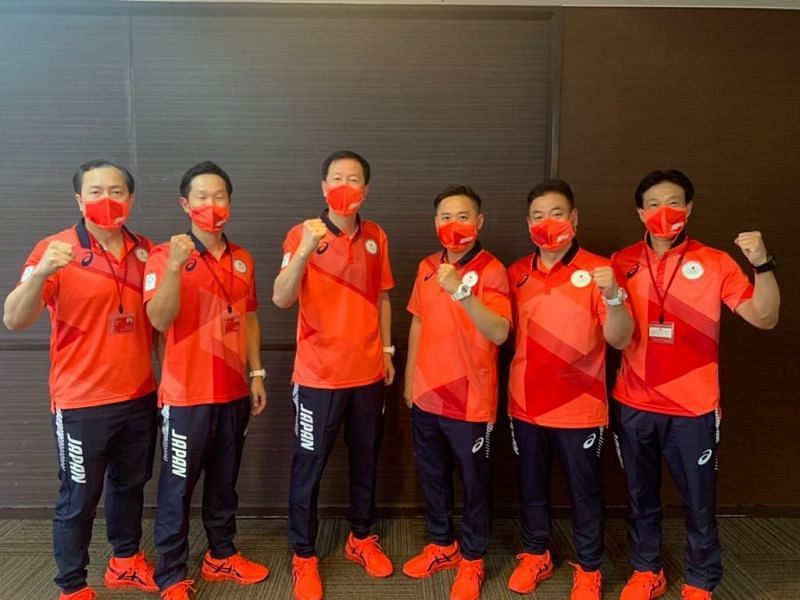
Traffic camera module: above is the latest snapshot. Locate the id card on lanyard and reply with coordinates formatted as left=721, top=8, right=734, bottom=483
left=644, top=240, right=689, bottom=345
left=201, top=250, right=241, bottom=335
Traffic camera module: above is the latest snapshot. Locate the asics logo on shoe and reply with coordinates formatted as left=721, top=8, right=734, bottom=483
left=472, top=437, right=485, bottom=454
left=698, top=449, right=713, bottom=466
left=299, top=403, right=315, bottom=451
left=583, top=433, right=597, bottom=449
left=108, top=567, right=147, bottom=585
left=204, top=560, right=241, bottom=578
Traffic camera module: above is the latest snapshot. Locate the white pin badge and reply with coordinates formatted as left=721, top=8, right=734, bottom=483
left=365, top=239, right=378, bottom=255
left=462, top=270, right=479, bottom=288
left=234, top=259, right=248, bottom=274
left=571, top=269, right=592, bottom=288
left=682, top=260, right=704, bottom=280
left=135, top=247, right=149, bottom=263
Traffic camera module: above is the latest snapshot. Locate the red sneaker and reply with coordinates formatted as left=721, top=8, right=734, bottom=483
left=344, top=533, right=394, bottom=577
left=402, top=541, right=462, bottom=578
left=200, top=551, right=269, bottom=584
left=620, top=569, right=667, bottom=600
left=59, top=588, right=96, bottom=600
left=681, top=584, right=712, bottom=599
left=507, top=550, right=553, bottom=593
left=161, top=580, right=195, bottom=600
left=450, top=558, right=485, bottom=600
left=292, top=555, right=323, bottom=600
left=570, top=563, right=602, bottom=600
left=104, top=550, right=158, bottom=592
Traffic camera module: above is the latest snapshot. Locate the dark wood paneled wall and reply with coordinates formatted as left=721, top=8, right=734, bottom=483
left=557, top=8, right=800, bottom=508
left=0, top=4, right=553, bottom=509
left=0, top=4, right=797, bottom=513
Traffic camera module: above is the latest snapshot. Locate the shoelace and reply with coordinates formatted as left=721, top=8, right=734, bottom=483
left=570, top=564, right=601, bottom=592
left=628, top=571, right=660, bottom=589
left=516, top=553, right=548, bottom=574
left=164, top=580, right=195, bottom=599
left=294, top=557, right=319, bottom=579
left=355, top=535, right=384, bottom=556
left=458, top=562, right=484, bottom=583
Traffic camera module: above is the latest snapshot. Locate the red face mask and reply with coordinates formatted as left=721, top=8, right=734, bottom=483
left=529, top=217, right=575, bottom=251
left=326, top=184, right=364, bottom=216
left=83, top=197, right=130, bottom=230
left=643, top=206, right=687, bottom=240
left=190, top=204, right=230, bottom=232
left=437, top=221, right=478, bottom=252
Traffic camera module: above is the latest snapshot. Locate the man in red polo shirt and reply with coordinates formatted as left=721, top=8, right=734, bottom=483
left=273, top=150, right=395, bottom=600
left=144, top=162, right=268, bottom=600
left=612, top=170, right=780, bottom=600
left=3, top=160, right=158, bottom=600
left=402, top=185, right=511, bottom=600
left=506, top=179, right=633, bottom=600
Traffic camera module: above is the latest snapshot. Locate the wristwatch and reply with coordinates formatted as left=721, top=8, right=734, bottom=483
left=602, top=287, right=628, bottom=307
left=383, top=345, right=396, bottom=356
left=753, top=255, right=776, bottom=274
left=451, top=283, right=472, bottom=302
left=249, top=369, right=267, bottom=379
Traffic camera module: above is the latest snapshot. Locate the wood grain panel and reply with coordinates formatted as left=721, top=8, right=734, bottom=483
left=129, top=10, right=552, bottom=344
left=558, top=8, right=800, bottom=507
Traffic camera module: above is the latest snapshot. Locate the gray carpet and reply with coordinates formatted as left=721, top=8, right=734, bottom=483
left=0, top=517, right=798, bottom=599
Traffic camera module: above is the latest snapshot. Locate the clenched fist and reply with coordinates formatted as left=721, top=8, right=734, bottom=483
left=592, top=266, right=619, bottom=299
left=734, top=231, right=768, bottom=266
left=298, top=219, right=328, bottom=256
left=167, top=234, right=195, bottom=271
left=35, top=241, right=74, bottom=278
left=437, top=263, right=462, bottom=295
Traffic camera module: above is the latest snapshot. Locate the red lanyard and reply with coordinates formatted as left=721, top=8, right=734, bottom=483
left=644, top=237, right=689, bottom=324
left=201, top=251, right=235, bottom=314
left=98, top=242, right=130, bottom=315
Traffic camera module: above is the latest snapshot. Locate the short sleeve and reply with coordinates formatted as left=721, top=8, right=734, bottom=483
left=18, top=238, right=59, bottom=304
left=480, top=261, right=512, bottom=323
left=280, top=227, right=302, bottom=271
left=142, top=245, right=168, bottom=304
left=719, top=252, right=754, bottom=312
left=379, top=230, right=394, bottom=292
left=407, top=261, right=426, bottom=317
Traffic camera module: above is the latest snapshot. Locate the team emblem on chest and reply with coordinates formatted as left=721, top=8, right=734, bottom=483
left=365, top=239, right=378, bottom=255
left=462, top=270, right=479, bottom=288
left=570, top=269, right=591, bottom=288
left=135, top=247, right=149, bottom=262
left=681, top=260, right=704, bottom=280
left=234, top=258, right=248, bottom=274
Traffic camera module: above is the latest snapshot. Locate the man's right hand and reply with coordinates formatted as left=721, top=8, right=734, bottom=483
left=34, top=241, right=74, bottom=278
left=298, top=219, right=328, bottom=256
left=167, top=234, right=195, bottom=271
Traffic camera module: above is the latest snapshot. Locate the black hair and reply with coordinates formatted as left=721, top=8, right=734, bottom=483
left=72, top=160, right=135, bottom=194
left=634, top=169, right=694, bottom=208
left=433, top=185, right=482, bottom=213
left=179, top=161, right=233, bottom=198
left=321, top=150, right=371, bottom=185
left=526, top=179, right=575, bottom=209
